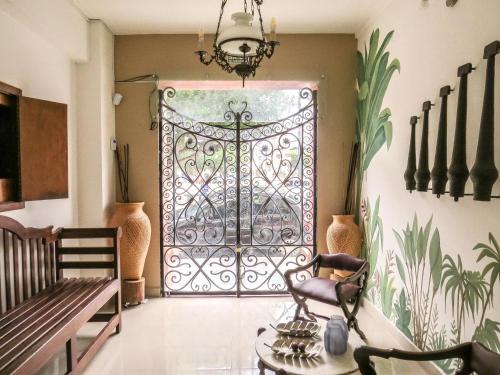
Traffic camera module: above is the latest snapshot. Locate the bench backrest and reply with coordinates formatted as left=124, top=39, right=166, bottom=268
left=0, top=216, right=57, bottom=314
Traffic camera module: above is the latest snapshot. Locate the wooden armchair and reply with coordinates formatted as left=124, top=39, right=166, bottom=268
left=284, top=253, right=370, bottom=339
left=354, top=342, right=500, bottom=375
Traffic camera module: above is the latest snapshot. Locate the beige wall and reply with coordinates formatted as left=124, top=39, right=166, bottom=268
left=114, top=34, right=357, bottom=291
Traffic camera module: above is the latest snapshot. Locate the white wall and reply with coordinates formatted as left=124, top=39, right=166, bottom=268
left=356, top=0, right=500, bottom=365
left=0, top=5, right=116, bottom=231
left=76, top=20, right=116, bottom=227
left=0, top=9, right=82, bottom=228
left=0, top=0, right=88, bottom=61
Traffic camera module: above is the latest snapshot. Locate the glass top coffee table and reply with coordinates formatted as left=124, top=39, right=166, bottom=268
left=255, top=322, right=365, bottom=375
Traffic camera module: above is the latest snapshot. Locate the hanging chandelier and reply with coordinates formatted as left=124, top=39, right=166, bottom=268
left=195, top=0, right=279, bottom=87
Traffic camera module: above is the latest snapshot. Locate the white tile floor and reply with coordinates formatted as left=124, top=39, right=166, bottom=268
left=40, top=297, right=433, bottom=374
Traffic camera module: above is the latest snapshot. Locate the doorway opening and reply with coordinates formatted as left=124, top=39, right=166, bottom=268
left=159, top=83, right=317, bottom=296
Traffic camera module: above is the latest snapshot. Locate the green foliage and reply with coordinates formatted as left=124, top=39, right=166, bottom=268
left=394, top=290, right=412, bottom=340
left=427, top=326, right=454, bottom=374
left=354, top=29, right=400, bottom=219
left=379, top=252, right=397, bottom=319
left=361, top=196, right=383, bottom=298
left=442, top=254, right=489, bottom=343
left=429, top=230, right=443, bottom=292
left=472, top=319, right=500, bottom=352
left=473, top=233, right=500, bottom=310
left=170, top=89, right=303, bottom=123
left=393, top=215, right=442, bottom=349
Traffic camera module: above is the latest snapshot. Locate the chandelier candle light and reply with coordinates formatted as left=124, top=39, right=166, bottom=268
left=195, top=0, right=279, bottom=87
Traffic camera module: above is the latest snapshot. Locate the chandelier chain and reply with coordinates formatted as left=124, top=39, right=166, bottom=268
left=214, top=0, right=228, bottom=47
left=256, top=2, right=265, bottom=39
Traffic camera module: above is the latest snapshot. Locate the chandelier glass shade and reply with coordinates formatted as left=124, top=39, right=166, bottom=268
left=195, top=0, right=279, bottom=86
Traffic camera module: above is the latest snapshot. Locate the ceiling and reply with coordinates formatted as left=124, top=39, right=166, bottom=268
left=72, top=0, right=393, bottom=35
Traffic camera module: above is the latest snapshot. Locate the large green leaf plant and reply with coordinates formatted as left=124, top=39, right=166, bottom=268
left=355, top=29, right=400, bottom=221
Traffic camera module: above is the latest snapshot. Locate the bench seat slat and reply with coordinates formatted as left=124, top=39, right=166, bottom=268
left=0, top=278, right=115, bottom=371
left=1, top=279, right=119, bottom=375
left=0, top=278, right=74, bottom=329
left=0, top=279, right=100, bottom=351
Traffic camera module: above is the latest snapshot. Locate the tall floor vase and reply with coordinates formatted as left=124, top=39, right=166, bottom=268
left=108, top=202, right=151, bottom=304
left=326, top=214, right=362, bottom=278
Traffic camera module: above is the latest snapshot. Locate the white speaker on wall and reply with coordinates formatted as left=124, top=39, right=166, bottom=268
left=112, top=93, right=123, bottom=106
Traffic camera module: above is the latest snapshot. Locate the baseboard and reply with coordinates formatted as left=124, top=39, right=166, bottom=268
left=363, top=299, right=444, bottom=375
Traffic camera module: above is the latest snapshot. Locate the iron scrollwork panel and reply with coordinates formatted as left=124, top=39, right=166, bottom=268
left=160, top=88, right=316, bottom=294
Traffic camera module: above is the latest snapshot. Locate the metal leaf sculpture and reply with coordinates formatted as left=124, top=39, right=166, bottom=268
left=265, top=338, right=323, bottom=359
left=270, top=321, right=321, bottom=337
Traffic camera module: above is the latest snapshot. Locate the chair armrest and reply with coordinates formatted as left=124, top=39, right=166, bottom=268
left=354, top=343, right=474, bottom=375
left=339, top=261, right=370, bottom=284
left=334, top=261, right=369, bottom=304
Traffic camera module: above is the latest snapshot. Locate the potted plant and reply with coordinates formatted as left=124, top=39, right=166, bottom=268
left=108, top=143, right=151, bottom=305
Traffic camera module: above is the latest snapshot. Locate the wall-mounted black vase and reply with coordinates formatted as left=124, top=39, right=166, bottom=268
left=404, top=116, right=418, bottom=192
left=416, top=101, right=432, bottom=191
left=448, top=63, right=473, bottom=201
left=470, top=41, right=500, bottom=201
left=431, top=86, right=452, bottom=197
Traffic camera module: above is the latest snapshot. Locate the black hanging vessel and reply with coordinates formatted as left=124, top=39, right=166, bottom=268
left=404, top=116, right=418, bottom=192
left=449, top=63, right=473, bottom=201
left=470, top=41, right=500, bottom=201
left=431, top=86, right=452, bottom=197
left=416, top=101, right=432, bottom=191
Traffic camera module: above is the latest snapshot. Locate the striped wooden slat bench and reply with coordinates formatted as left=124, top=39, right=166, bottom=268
left=0, top=216, right=121, bottom=375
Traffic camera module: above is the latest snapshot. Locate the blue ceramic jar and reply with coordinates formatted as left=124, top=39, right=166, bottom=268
left=324, top=315, right=349, bottom=355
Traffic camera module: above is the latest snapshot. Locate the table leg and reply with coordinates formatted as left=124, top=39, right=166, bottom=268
left=258, top=359, right=266, bottom=375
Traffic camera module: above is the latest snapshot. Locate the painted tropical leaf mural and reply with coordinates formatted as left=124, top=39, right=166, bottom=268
left=393, top=216, right=443, bottom=349
left=361, top=196, right=383, bottom=298
left=442, top=255, right=488, bottom=343
left=472, top=233, right=500, bottom=351
left=473, top=319, right=500, bottom=353
left=355, top=29, right=400, bottom=219
left=394, top=290, right=412, bottom=340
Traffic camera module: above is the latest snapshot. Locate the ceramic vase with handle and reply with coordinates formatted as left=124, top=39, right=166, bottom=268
left=108, top=202, right=151, bottom=280
left=324, top=315, right=349, bottom=355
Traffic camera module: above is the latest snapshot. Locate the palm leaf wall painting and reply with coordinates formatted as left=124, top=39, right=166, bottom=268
left=442, top=254, right=489, bottom=344
left=393, top=216, right=443, bottom=350
left=472, top=233, right=500, bottom=350
left=355, top=29, right=400, bottom=221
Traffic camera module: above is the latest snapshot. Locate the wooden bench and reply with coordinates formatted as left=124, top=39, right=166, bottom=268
left=0, top=216, right=121, bottom=375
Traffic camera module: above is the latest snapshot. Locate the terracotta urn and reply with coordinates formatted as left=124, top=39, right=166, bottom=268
left=326, top=214, right=362, bottom=257
left=326, top=215, right=362, bottom=279
left=108, top=202, right=151, bottom=280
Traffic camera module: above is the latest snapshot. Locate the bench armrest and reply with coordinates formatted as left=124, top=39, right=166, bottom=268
left=55, top=227, right=122, bottom=280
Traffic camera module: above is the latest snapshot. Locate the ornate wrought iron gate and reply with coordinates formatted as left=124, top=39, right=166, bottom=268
left=159, top=88, right=317, bottom=295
